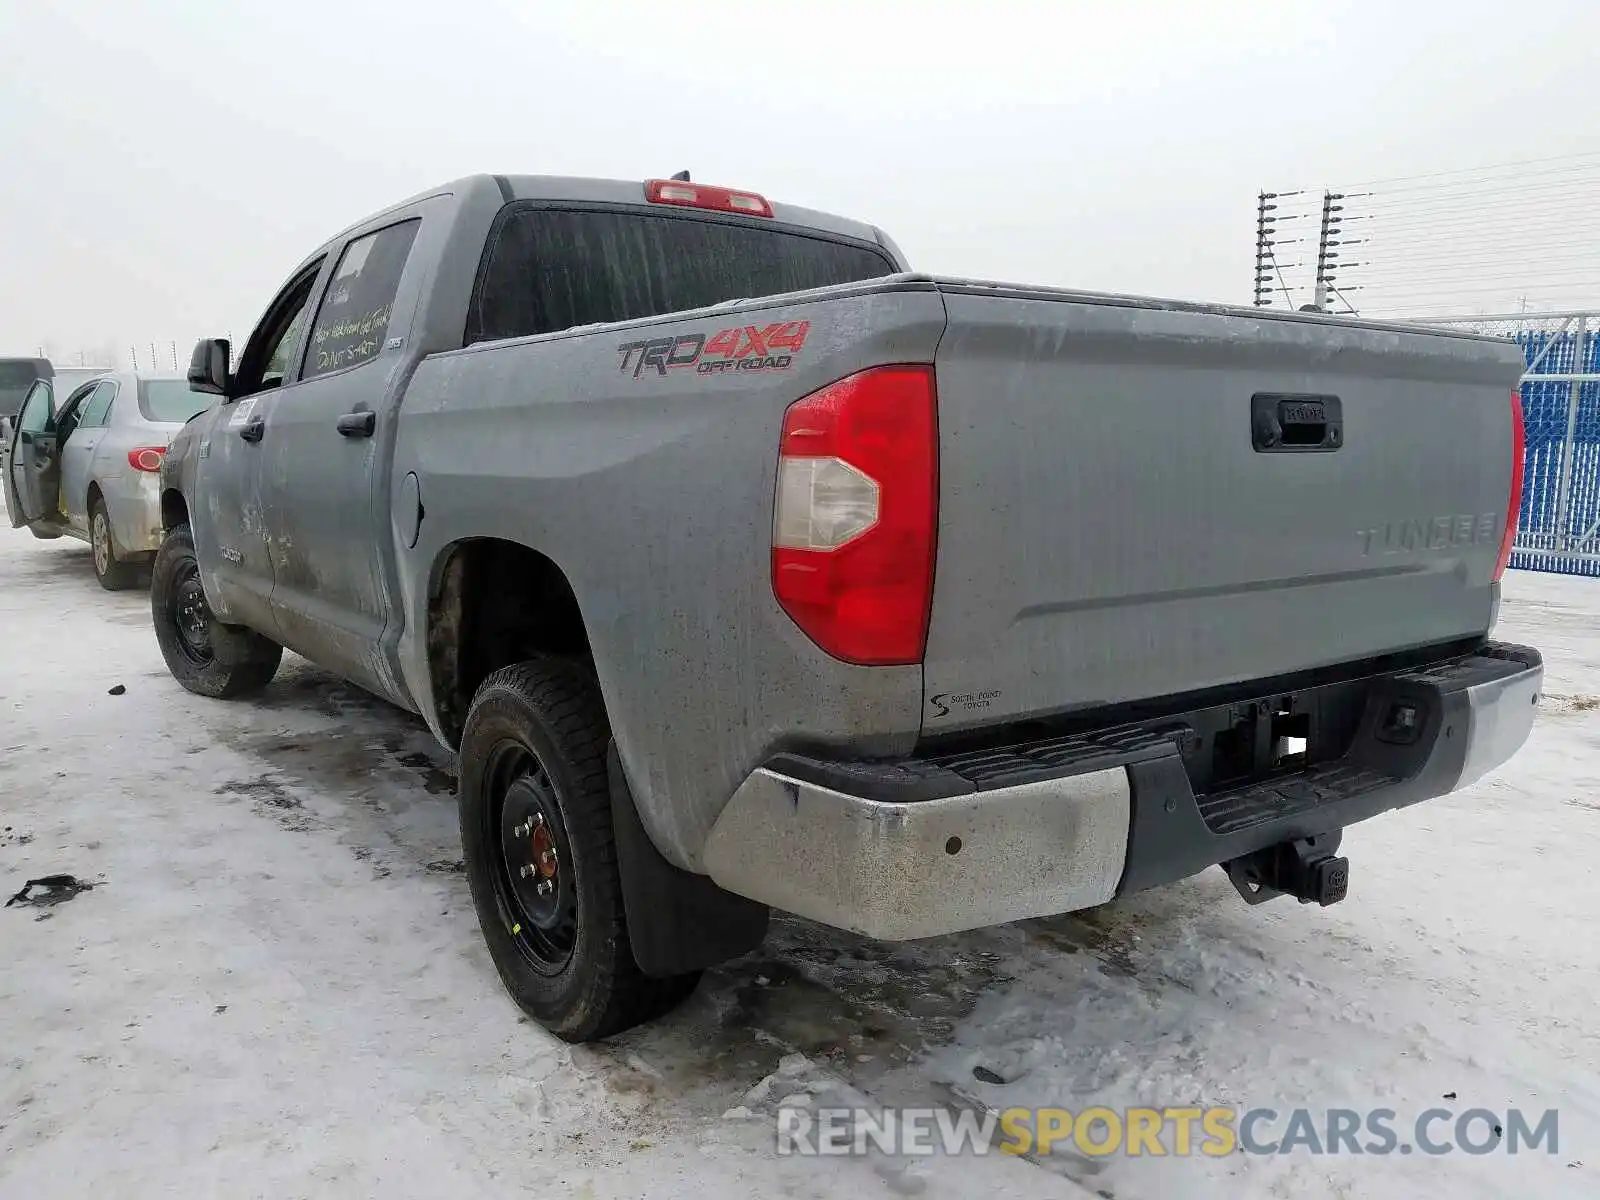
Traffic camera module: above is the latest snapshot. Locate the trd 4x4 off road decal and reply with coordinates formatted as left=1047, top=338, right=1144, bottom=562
left=617, top=320, right=811, bottom=379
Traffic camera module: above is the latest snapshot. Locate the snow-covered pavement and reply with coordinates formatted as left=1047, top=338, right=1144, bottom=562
left=1, top=523, right=1595, bottom=1199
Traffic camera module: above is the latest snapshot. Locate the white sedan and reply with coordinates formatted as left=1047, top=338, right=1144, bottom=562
left=2, top=371, right=214, bottom=589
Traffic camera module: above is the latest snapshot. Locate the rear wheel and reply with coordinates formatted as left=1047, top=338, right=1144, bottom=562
left=151, top=523, right=282, bottom=698
left=459, top=658, right=700, bottom=1042
left=90, top=497, right=139, bottom=591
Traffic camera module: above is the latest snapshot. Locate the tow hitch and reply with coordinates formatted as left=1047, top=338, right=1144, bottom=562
left=1224, top=834, right=1349, bottom=907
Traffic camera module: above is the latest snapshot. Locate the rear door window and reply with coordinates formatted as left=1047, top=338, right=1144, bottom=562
left=469, top=207, right=895, bottom=343
left=77, top=382, right=116, bottom=428
left=303, top=219, right=421, bottom=379
left=15, top=381, right=54, bottom=434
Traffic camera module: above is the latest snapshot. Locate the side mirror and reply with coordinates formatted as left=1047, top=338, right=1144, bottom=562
left=188, top=338, right=231, bottom=397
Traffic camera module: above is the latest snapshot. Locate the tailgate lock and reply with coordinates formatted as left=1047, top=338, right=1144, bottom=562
left=1251, top=393, right=1344, bottom=453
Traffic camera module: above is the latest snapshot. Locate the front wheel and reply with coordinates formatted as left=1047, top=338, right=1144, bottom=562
left=90, top=497, right=140, bottom=591
left=150, top=523, right=282, bottom=699
left=459, top=658, right=700, bottom=1042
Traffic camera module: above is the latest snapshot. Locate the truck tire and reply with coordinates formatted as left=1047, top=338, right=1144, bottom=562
left=90, top=496, right=140, bottom=591
left=150, top=523, right=282, bottom=699
left=459, top=658, right=700, bottom=1042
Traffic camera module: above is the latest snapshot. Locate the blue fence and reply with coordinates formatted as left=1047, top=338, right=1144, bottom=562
left=1509, top=323, right=1600, bottom=576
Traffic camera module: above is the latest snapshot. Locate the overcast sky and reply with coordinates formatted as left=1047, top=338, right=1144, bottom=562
left=3, top=0, right=1599, bottom=365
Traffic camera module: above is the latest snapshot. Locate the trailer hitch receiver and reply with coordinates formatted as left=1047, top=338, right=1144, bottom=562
left=1224, top=834, right=1349, bottom=907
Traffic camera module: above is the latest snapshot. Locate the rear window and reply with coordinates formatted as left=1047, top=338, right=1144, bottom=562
left=468, top=207, right=895, bottom=344
left=0, top=360, right=46, bottom=419
left=139, top=380, right=212, bottom=424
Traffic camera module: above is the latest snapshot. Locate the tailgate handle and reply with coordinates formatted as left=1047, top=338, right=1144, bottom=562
left=1252, top=393, right=1343, bottom=452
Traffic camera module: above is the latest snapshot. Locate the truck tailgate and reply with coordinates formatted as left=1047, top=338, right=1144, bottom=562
left=922, top=284, right=1526, bottom=732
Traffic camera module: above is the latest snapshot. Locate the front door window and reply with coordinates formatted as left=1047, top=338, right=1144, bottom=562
left=16, top=381, right=53, bottom=434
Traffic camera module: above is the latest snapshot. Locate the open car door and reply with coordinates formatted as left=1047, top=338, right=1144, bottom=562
left=5, top=380, right=60, bottom=528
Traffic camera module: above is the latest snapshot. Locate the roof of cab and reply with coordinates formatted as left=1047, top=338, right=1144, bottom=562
left=312, top=173, right=888, bottom=262
left=498, top=174, right=887, bottom=245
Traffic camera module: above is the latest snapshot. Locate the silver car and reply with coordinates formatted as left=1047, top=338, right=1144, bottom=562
left=2, top=371, right=214, bottom=589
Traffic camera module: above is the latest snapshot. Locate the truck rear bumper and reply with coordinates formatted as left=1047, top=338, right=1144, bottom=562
left=701, top=642, right=1542, bottom=940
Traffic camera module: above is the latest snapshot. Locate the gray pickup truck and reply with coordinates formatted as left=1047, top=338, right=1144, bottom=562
left=155, top=173, right=1542, bottom=1042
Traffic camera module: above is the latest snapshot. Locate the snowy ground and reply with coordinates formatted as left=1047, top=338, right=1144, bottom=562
left=1, top=522, right=1595, bottom=1199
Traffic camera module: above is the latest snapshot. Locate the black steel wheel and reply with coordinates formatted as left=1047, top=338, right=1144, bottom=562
left=170, top=557, right=214, bottom=666
left=150, top=523, right=283, bottom=699
left=458, top=658, right=701, bottom=1042
left=485, top=741, right=579, bottom=972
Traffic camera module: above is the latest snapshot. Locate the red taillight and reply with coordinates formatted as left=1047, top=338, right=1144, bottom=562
left=772, top=366, right=938, bottom=665
left=128, top=446, right=164, bottom=473
left=644, top=179, right=774, bottom=218
left=1494, top=388, right=1525, bottom=582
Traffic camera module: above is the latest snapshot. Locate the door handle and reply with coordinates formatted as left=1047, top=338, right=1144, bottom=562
left=336, top=410, right=376, bottom=438
left=238, top=417, right=266, bottom=443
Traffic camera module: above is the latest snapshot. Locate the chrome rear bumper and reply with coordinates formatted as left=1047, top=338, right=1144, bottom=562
left=703, top=642, right=1543, bottom=940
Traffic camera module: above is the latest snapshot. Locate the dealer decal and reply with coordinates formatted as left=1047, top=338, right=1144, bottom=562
left=617, top=320, right=811, bottom=379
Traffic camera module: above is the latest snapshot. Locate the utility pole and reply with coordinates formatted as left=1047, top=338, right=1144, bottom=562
left=1313, top=191, right=1367, bottom=313
left=1313, top=192, right=1338, bottom=311
left=1253, top=192, right=1277, bottom=307
left=1253, top=191, right=1306, bottom=308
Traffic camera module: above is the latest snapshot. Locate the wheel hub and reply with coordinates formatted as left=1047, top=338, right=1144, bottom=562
left=172, top=569, right=213, bottom=661
left=493, top=765, right=577, bottom=968
left=93, top=514, right=109, bottom=572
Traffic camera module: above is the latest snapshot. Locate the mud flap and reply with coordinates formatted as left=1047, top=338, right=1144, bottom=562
left=209, top=622, right=262, bottom=667
left=606, top=741, right=768, bottom=977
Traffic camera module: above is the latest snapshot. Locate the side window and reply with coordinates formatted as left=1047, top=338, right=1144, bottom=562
left=263, top=307, right=310, bottom=388
left=16, top=381, right=53, bottom=434
left=233, top=261, right=324, bottom=399
left=78, top=382, right=116, bottom=428
left=303, top=219, right=420, bottom=379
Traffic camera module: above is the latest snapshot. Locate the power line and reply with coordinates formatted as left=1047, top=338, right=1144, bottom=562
left=1353, top=165, right=1600, bottom=201
left=1356, top=243, right=1600, bottom=264
left=1347, top=196, right=1600, bottom=224
left=1355, top=285, right=1600, bottom=302
left=1358, top=184, right=1600, bottom=208
left=1361, top=215, right=1600, bottom=238
left=1356, top=240, right=1600, bottom=263
left=1346, top=214, right=1600, bottom=239
left=1355, top=201, right=1600, bottom=227
left=1356, top=265, right=1600, bottom=284
left=1342, top=149, right=1600, bottom=188
left=1355, top=237, right=1600, bottom=259
left=1356, top=270, right=1600, bottom=290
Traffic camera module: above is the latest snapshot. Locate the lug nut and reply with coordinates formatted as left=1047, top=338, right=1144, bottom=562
left=519, top=864, right=535, bottom=879
left=536, top=879, right=553, bottom=896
